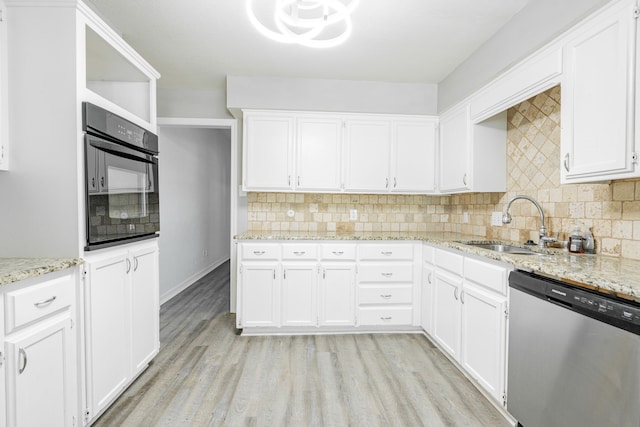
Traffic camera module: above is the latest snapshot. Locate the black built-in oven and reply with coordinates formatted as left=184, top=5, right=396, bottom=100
left=83, top=102, right=159, bottom=250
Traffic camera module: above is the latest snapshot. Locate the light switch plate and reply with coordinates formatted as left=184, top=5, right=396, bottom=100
left=491, top=212, right=503, bottom=226
left=350, top=209, right=358, bottom=220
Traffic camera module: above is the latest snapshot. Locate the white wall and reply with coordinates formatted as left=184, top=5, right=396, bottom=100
left=438, top=0, right=612, bottom=112
left=158, top=88, right=233, bottom=119
left=158, top=126, right=231, bottom=303
left=227, top=76, right=438, bottom=116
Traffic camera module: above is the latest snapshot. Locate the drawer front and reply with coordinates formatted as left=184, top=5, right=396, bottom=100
left=241, top=243, right=281, bottom=260
left=282, top=244, right=318, bottom=260
left=358, top=264, right=413, bottom=282
left=464, top=257, right=508, bottom=294
left=435, top=249, right=463, bottom=276
left=423, top=244, right=435, bottom=264
left=359, top=244, right=414, bottom=261
left=6, top=274, right=74, bottom=332
left=358, top=306, right=413, bottom=326
left=358, top=286, right=413, bottom=305
left=320, top=244, right=356, bottom=260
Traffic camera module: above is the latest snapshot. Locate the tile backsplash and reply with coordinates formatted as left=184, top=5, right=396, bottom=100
left=247, top=86, right=640, bottom=260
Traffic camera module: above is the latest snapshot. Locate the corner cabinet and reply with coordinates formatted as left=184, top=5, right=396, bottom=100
left=439, top=104, right=507, bottom=193
left=82, top=239, right=159, bottom=424
left=561, top=0, right=639, bottom=183
left=427, top=245, right=511, bottom=407
left=1, top=268, right=79, bottom=427
left=242, top=110, right=438, bottom=194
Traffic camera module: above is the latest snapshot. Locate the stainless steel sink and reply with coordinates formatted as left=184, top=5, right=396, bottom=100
left=463, top=243, right=544, bottom=255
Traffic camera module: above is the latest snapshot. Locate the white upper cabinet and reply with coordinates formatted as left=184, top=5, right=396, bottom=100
left=344, top=119, right=391, bottom=192
left=243, top=110, right=438, bottom=194
left=0, top=0, right=7, bottom=172
left=391, top=120, right=437, bottom=193
left=243, top=112, right=294, bottom=191
left=439, top=104, right=506, bottom=194
left=296, top=115, right=343, bottom=191
left=561, top=0, right=638, bottom=183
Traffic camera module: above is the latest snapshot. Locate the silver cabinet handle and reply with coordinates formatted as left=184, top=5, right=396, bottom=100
left=564, top=153, right=570, bottom=172
left=454, top=288, right=459, bottom=300
left=380, top=316, right=392, bottom=321
left=380, top=294, right=392, bottom=299
left=331, top=251, right=344, bottom=256
left=288, top=175, right=291, bottom=186
left=293, top=251, right=306, bottom=256
left=381, top=251, right=393, bottom=256
left=461, top=290, right=465, bottom=304
left=462, top=173, right=468, bottom=186
left=134, top=257, right=139, bottom=272
left=297, top=176, right=301, bottom=186
left=34, top=296, right=57, bottom=308
left=427, top=272, right=432, bottom=284
left=18, top=348, right=27, bottom=374
left=381, top=272, right=393, bottom=278
left=385, top=177, right=389, bottom=188
left=253, top=250, right=266, bottom=256
left=126, top=258, right=131, bottom=274
left=393, top=177, right=397, bottom=188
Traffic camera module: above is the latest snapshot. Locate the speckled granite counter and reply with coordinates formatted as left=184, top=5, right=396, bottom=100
left=235, top=231, right=640, bottom=302
left=0, top=258, right=83, bottom=286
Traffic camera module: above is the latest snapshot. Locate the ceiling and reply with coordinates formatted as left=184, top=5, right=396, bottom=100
left=87, top=0, right=530, bottom=91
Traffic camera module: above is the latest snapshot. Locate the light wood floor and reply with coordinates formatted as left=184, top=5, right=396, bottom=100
left=94, top=261, right=509, bottom=427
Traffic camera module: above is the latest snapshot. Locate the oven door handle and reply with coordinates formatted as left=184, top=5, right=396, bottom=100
left=89, top=138, right=156, bottom=164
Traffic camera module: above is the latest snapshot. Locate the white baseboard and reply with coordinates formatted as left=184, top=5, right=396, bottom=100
left=160, top=256, right=229, bottom=305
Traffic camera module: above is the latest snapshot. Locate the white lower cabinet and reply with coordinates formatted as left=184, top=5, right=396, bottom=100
left=1, top=269, right=78, bottom=427
left=282, top=263, right=317, bottom=327
left=421, top=246, right=435, bottom=334
left=319, top=263, right=356, bottom=326
left=429, top=246, right=510, bottom=406
left=83, top=240, right=159, bottom=424
left=238, top=262, right=280, bottom=328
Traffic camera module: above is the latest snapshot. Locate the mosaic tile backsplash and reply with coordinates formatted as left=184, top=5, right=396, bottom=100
left=248, top=86, right=640, bottom=260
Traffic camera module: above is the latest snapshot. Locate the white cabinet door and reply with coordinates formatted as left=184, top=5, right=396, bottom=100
left=319, top=264, right=355, bottom=326
left=281, top=263, right=317, bottom=327
left=130, top=244, right=160, bottom=373
left=392, top=120, right=437, bottom=193
left=432, top=270, right=462, bottom=359
left=296, top=117, right=342, bottom=191
left=344, top=119, right=391, bottom=192
left=439, top=105, right=470, bottom=193
left=562, top=3, right=637, bottom=182
left=421, top=264, right=435, bottom=334
left=460, top=282, right=507, bottom=404
left=243, top=113, right=294, bottom=190
left=239, top=263, right=280, bottom=328
left=84, top=252, right=130, bottom=416
left=5, top=314, right=75, bottom=427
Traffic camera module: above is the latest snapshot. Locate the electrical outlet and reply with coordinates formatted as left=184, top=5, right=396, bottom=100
left=463, top=212, right=469, bottom=223
left=350, top=209, right=358, bottom=220
left=491, top=212, right=503, bottom=226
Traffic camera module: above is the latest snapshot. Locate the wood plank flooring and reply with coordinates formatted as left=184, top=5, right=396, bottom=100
left=94, top=261, right=509, bottom=427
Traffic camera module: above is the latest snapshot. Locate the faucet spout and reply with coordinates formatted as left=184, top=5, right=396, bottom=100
left=502, top=195, right=549, bottom=247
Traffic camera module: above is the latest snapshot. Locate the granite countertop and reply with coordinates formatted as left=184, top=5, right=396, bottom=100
left=0, top=258, right=84, bottom=286
left=235, top=231, right=640, bottom=302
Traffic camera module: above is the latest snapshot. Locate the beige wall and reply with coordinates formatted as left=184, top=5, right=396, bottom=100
left=248, top=86, right=640, bottom=260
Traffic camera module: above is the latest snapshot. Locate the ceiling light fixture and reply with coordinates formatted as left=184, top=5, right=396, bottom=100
left=246, top=0, right=360, bottom=48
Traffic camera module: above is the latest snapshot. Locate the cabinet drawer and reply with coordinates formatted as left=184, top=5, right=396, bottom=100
left=358, top=286, right=413, bottom=305
left=320, top=244, right=356, bottom=260
left=423, top=245, right=435, bottom=264
left=282, top=244, right=317, bottom=260
left=358, top=306, right=413, bottom=326
left=241, top=243, right=280, bottom=260
left=5, top=274, right=74, bottom=333
left=464, top=257, right=508, bottom=294
left=435, top=249, right=463, bottom=276
left=359, top=244, right=414, bottom=261
left=358, top=264, right=413, bottom=282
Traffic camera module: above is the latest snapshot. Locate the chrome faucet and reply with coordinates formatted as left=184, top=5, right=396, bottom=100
left=502, top=195, right=556, bottom=248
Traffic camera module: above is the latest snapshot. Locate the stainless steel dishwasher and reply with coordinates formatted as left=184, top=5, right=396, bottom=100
left=507, top=270, right=640, bottom=427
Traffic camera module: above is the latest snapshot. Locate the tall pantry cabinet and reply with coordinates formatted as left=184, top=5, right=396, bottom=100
left=3, top=0, right=161, bottom=425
